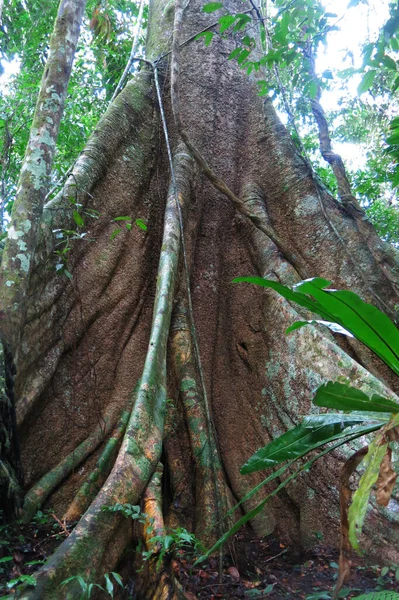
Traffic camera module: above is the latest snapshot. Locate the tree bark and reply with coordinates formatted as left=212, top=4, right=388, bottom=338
left=0, top=0, right=87, bottom=520
left=3, top=0, right=399, bottom=596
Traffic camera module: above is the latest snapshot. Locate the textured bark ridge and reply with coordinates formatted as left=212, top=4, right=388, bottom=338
left=6, top=0, right=399, bottom=597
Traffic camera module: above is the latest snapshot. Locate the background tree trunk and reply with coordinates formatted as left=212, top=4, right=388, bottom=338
left=3, top=0, right=399, bottom=596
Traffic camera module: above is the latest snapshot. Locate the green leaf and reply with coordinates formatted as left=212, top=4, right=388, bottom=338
left=381, top=54, right=397, bottom=71
left=256, top=80, right=269, bottom=96
left=353, top=593, right=399, bottom=599
left=111, top=572, right=123, bottom=587
left=348, top=436, right=389, bottom=550
left=233, top=13, right=251, bottom=31
left=308, top=80, right=319, bottom=99
left=114, top=215, right=131, bottom=221
left=72, top=210, right=84, bottom=227
left=228, top=47, right=242, bottom=61
left=104, top=573, right=114, bottom=597
left=7, top=575, right=36, bottom=589
left=286, top=320, right=352, bottom=336
left=110, top=228, right=122, bottom=241
left=392, top=75, right=399, bottom=92
left=240, top=416, right=377, bottom=474
left=237, top=49, right=252, bottom=64
left=197, top=430, right=371, bottom=564
left=219, top=14, right=235, bottom=33
left=195, top=31, right=214, bottom=46
left=135, top=218, right=148, bottom=231
left=358, top=70, right=377, bottom=95
left=202, top=2, right=223, bottom=12
left=0, top=557, right=12, bottom=563
left=233, top=277, right=333, bottom=321
left=163, top=535, right=174, bottom=551
left=314, top=382, right=399, bottom=414
left=250, top=277, right=399, bottom=377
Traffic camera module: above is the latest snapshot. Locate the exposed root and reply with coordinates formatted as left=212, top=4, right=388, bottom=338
left=134, top=464, right=187, bottom=600
left=20, top=150, right=193, bottom=599
left=170, top=296, right=228, bottom=546
left=23, top=384, right=138, bottom=524
left=63, top=398, right=135, bottom=522
left=22, top=426, right=104, bottom=524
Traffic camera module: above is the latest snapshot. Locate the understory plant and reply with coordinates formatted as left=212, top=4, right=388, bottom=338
left=198, top=277, right=399, bottom=599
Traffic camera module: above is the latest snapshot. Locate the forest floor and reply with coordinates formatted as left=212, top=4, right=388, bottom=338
left=0, top=515, right=398, bottom=599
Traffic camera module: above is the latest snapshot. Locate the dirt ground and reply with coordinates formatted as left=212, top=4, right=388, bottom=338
left=1, top=516, right=398, bottom=599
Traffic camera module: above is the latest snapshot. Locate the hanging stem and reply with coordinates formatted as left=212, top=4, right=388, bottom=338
left=110, top=0, right=146, bottom=103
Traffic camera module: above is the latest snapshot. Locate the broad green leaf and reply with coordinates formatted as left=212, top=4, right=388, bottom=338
left=195, top=31, right=214, bottom=46
left=357, top=70, right=377, bottom=94
left=135, top=218, right=148, bottom=231
left=224, top=420, right=382, bottom=523
left=163, top=535, right=174, bottom=550
left=302, top=413, right=386, bottom=427
left=228, top=47, right=243, bottom=61
left=197, top=430, right=372, bottom=563
left=294, top=278, right=399, bottom=375
left=202, top=2, right=223, bottom=12
left=381, top=54, right=397, bottom=71
left=237, top=49, right=252, bottom=64
left=111, top=572, right=123, bottom=587
left=233, top=13, right=251, bottom=31
left=114, top=215, right=131, bottom=221
left=392, top=76, right=399, bottom=92
left=72, top=210, right=84, bottom=227
left=348, top=437, right=388, bottom=550
left=235, top=277, right=399, bottom=376
left=219, top=14, right=235, bottom=33
left=110, top=228, right=121, bottom=241
left=233, top=277, right=333, bottom=320
left=353, top=593, right=399, bottom=599
left=240, top=417, right=379, bottom=474
left=104, top=574, right=114, bottom=597
left=314, top=382, right=399, bottom=414
left=286, top=320, right=353, bottom=336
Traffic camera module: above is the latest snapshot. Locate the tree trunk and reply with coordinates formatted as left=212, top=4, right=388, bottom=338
left=3, top=0, right=399, bottom=596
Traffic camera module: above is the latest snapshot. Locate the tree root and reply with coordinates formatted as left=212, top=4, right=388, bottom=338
left=170, top=297, right=228, bottom=546
left=20, top=150, right=193, bottom=599
left=63, top=401, right=135, bottom=522
left=22, top=425, right=104, bottom=524
left=134, top=464, right=187, bottom=600
left=22, top=383, right=138, bottom=523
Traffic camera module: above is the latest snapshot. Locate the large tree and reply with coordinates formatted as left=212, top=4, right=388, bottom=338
left=2, top=0, right=399, bottom=597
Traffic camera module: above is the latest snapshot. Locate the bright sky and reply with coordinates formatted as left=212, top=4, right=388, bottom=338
left=316, top=0, right=391, bottom=168
left=0, top=0, right=392, bottom=171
